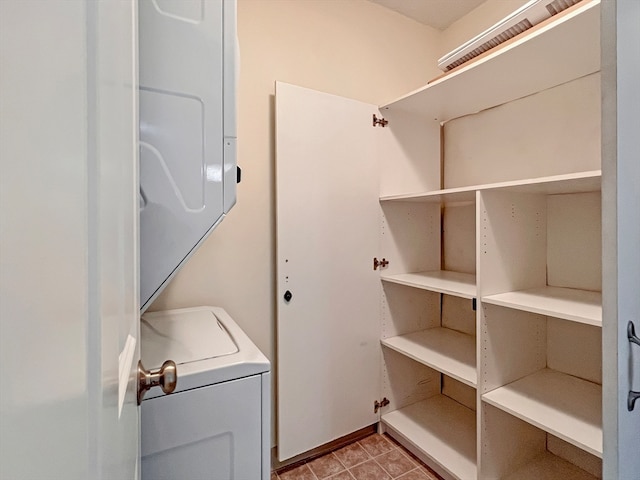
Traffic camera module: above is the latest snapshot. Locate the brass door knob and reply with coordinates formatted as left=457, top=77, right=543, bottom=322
left=137, top=359, right=177, bottom=405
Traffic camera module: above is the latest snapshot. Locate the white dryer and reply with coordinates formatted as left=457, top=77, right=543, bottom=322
left=140, top=306, right=270, bottom=480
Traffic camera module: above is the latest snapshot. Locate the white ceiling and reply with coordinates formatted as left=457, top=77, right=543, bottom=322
left=368, top=0, right=486, bottom=30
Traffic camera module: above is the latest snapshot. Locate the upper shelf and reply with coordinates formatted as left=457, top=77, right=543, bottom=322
left=381, top=0, right=600, bottom=123
left=381, top=270, right=476, bottom=299
left=382, top=327, right=477, bottom=387
left=380, top=171, right=601, bottom=203
left=482, top=286, right=602, bottom=327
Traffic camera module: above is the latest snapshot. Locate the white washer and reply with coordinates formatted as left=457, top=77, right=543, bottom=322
left=140, top=306, right=270, bottom=480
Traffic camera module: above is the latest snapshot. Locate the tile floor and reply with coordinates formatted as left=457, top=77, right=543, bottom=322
left=272, top=433, right=443, bottom=480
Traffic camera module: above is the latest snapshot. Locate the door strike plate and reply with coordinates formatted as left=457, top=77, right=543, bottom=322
left=373, top=257, right=389, bottom=270
left=374, top=397, right=390, bottom=414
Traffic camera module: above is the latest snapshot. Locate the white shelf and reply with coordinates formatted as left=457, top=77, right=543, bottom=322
left=382, top=395, right=477, bottom=480
left=379, top=170, right=601, bottom=204
left=382, top=328, right=476, bottom=387
left=381, top=271, right=476, bottom=299
left=482, top=369, right=602, bottom=458
left=482, top=286, right=602, bottom=327
left=381, top=0, right=600, bottom=123
left=502, top=451, right=598, bottom=480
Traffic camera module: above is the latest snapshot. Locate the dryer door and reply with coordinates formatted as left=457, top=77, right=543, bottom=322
left=139, top=0, right=237, bottom=311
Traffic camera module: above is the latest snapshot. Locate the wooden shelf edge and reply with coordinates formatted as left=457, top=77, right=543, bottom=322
left=482, top=286, right=602, bottom=327
left=381, top=271, right=477, bottom=299
left=379, top=170, right=601, bottom=203
left=482, top=369, right=602, bottom=458
left=381, top=328, right=477, bottom=388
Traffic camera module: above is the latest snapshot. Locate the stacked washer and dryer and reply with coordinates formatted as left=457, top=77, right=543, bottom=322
left=138, top=1, right=270, bottom=479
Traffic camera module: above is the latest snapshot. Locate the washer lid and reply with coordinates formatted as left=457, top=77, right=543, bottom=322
left=141, top=308, right=238, bottom=369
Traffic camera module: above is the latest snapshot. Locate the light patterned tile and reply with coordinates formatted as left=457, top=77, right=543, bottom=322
left=308, top=453, right=346, bottom=479
left=374, top=449, right=416, bottom=478
left=328, top=471, right=355, bottom=480
left=349, top=459, right=392, bottom=480
left=334, top=442, right=371, bottom=468
left=358, top=434, right=395, bottom=458
left=396, top=469, right=433, bottom=480
left=279, top=464, right=318, bottom=480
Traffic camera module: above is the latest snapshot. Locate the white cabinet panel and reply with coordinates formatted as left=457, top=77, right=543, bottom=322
left=275, top=82, right=382, bottom=461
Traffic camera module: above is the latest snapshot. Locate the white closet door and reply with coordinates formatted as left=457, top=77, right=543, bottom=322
left=276, top=82, right=381, bottom=461
left=602, top=0, right=640, bottom=477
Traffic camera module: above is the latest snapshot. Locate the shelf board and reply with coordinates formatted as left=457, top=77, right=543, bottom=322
left=502, top=451, right=598, bottom=480
left=381, top=0, right=600, bottom=122
left=482, top=286, right=602, bottom=326
left=382, top=395, right=477, bottom=480
left=482, top=369, right=602, bottom=458
left=381, top=271, right=476, bottom=299
left=382, top=328, right=476, bottom=387
left=379, top=170, right=601, bottom=204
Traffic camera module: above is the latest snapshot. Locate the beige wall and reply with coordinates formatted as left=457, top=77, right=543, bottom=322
left=150, top=0, right=440, bottom=360
left=149, top=0, right=530, bottom=447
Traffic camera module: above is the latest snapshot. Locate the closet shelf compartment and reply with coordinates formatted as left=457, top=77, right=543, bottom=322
left=482, top=368, right=602, bottom=458
left=381, top=271, right=476, bottom=299
left=379, top=170, right=601, bottom=204
left=382, top=395, right=477, bottom=480
left=381, top=327, right=476, bottom=387
left=482, top=286, right=602, bottom=327
left=381, top=0, right=600, bottom=122
left=501, top=451, right=599, bottom=480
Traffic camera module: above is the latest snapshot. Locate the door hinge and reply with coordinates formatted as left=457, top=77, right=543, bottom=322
left=372, top=114, right=388, bottom=127
left=373, top=257, right=389, bottom=270
left=472, top=298, right=477, bottom=311
left=374, top=397, right=390, bottom=414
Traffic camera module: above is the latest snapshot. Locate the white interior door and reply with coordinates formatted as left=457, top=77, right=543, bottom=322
left=0, top=2, right=139, bottom=479
left=602, top=0, right=640, bottom=478
left=276, top=82, right=382, bottom=461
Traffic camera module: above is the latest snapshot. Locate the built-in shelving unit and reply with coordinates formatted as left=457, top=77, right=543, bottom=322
left=276, top=0, right=610, bottom=474
left=382, top=327, right=476, bottom=387
left=382, top=395, right=477, bottom=480
left=482, top=368, right=602, bottom=458
left=381, top=271, right=476, bottom=299
left=374, top=1, right=603, bottom=478
left=483, top=286, right=602, bottom=327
